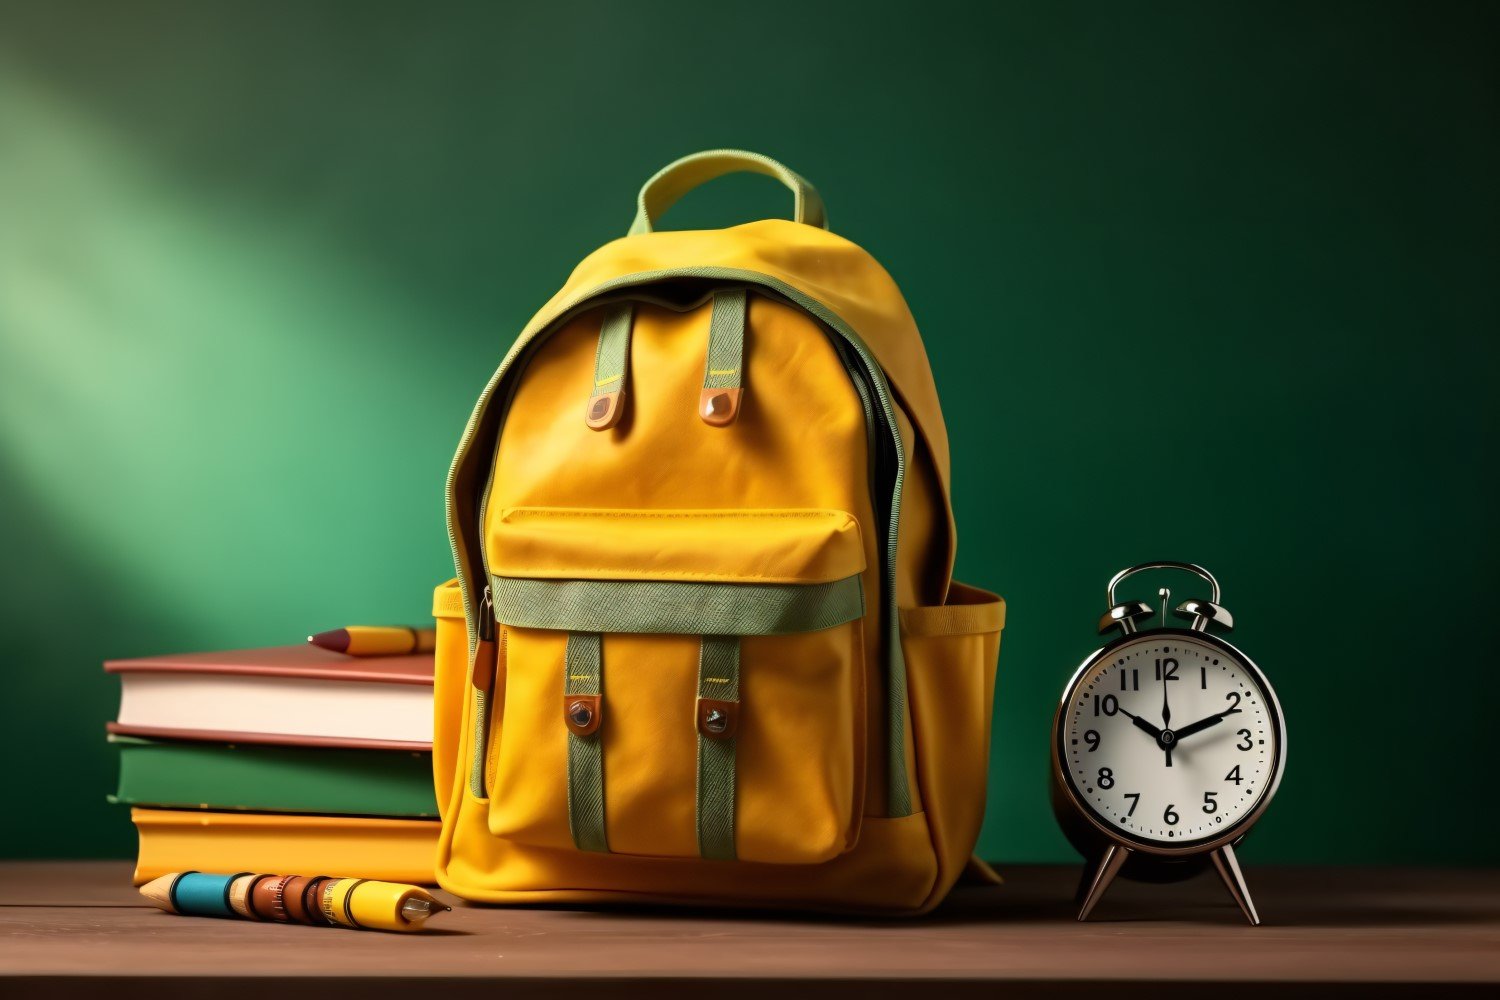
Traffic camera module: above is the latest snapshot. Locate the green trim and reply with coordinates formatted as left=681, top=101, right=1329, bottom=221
left=493, top=575, right=863, bottom=637
left=629, top=149, right=829, bottom=236
left=703, top=289, right=746, bottom=391
left=469, top=695, right=488, bottom=798
left=695, top=635, right=739, bottom=861
left=448, top=265, right=913, bottom=817
left=565, top=632, right=608, bottom=853
left=590, top=303, right=634, bottom=397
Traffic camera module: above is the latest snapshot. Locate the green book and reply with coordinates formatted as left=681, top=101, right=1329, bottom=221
left=109, top=735, right=439, bottom=818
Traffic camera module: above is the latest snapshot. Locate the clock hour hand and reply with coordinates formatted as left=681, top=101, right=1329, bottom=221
left=1117, top=707, right=1163, bottom=740
left=1172, top=708, right=1236, bottom=742
left=1121, top=706, right=1174, bottom=767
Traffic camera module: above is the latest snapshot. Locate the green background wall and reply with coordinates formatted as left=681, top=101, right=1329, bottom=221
left=2, top=1, right=1494, bottom=865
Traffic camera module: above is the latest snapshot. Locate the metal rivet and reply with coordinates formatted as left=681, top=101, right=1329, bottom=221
left=568, top=701, right=594, bottom=727
left=589, top=398, right=610, bottom=420
left=704, top=709, right=727, bottom=733
left=704, top=393, right=731, bottom=417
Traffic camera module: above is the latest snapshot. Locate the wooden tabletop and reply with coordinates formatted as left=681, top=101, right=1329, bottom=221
left=1, top=861, right=1496, bottom=997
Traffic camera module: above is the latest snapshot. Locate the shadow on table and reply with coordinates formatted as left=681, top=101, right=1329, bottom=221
left=501, top=865, right=1497, bottom=930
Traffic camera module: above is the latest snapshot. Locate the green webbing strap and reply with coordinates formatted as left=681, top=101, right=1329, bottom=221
left=695, top=635, right=740, bottom=861
left=703, top=290, right=747, bottom=391
left=565, top=632, right=608, bottom=853
left=628, top=149, right=829, bottom=236
left=586, top=303, right=634, bottom=429
left=493, top=575, right=864, bottom=636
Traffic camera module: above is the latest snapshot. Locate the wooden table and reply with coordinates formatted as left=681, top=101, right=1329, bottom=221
left=2, top=862, right=1495, bottom=996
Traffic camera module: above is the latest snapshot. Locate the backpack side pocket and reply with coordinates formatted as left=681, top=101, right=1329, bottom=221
left=901, top=583, right=1005, bottom=894
left=432, top=579, right=470, bottom=818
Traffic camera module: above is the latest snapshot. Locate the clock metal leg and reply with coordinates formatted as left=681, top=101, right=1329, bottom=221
left=1071, top=863, right=1096, bottom=908
left=1210, top=843, right=1261, bottom=926
left=1076, top=843, right=1130, bottom=921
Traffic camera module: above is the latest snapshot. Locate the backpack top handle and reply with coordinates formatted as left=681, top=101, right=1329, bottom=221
left=628, top=149, right=829, bottom=236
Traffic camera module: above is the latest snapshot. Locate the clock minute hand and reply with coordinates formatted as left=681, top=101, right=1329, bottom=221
left=1161, top=660, right=1171, bottom=729
left=1172, top=708, right=1236, bottom=742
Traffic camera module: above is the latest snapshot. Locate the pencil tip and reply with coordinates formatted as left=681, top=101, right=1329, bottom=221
left=139, top=873, right=179, bottom=911
left=308, top=629, right=350, bottom=653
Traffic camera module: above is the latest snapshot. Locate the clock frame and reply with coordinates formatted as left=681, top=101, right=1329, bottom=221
left=1050, top=562, right=1287, bottom=925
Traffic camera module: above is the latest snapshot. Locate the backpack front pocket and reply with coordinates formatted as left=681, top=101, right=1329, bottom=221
left=482, top=508, right=868, bottom=865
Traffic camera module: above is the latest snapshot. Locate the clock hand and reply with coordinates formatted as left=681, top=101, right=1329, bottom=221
left=1160, top=659, right=1172, bottom=729
left=1116, top=707, right=1163, bottom=740
left=1157, top=627, right=1175, bottom=768
left=1172, top=708, right=1236, bottom=742
left=1160, top=692, right=1174, bottom=766
left=1124, top=693, right=1174, bottom=767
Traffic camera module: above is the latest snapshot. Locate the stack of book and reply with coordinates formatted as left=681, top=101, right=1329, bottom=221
left=106, top=644, right=440, bottom=885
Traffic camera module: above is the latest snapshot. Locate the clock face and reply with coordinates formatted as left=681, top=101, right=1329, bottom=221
left=1057, top=630, right=1283, bottom=850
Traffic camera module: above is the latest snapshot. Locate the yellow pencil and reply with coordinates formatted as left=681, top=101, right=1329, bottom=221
left=307, top=626, right=436, bottom=657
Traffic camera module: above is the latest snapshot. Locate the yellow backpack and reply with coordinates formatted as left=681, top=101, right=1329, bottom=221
left=431, top=150, right=1004, bottom=914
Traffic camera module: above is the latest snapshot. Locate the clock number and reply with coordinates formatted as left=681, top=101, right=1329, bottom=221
left=1236, top=729, right=1253, bottom=751
left=1120, top=668, right=1139, bottom=691
left=1097, top=767, right=1115, bottom=790
left=1084, top=729, right=1101, bottom=752
left=1164, top=804, right=1179, bottom=826
left=1202, top=791, right=1218, bottom=813
left=1154, top=657, right=1179, bottom=682
left=1093, top=694, right=1119, bottom=717
left=1226, top=765, right=1243, bottom=785
left=1225, top=691, right=1242, bottom=714
left=1123, top=792, right=1140, bottom=817
left=1200, top=666, right=1207, bottom=689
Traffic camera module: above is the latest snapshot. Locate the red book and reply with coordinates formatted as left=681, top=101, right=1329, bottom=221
left=106, top=645, right=433, bottom=750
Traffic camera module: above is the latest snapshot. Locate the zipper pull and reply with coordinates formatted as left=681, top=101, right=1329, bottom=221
left=477, top=585, right=495, bottom=642
left=471, top=585, right=499, bottom=690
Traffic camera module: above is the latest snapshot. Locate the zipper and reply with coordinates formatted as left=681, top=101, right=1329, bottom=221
left=446, top=267, right=914, bottom=816
left=830, top=334, right=892, bottom=548
left=827, top=333, right=909, bottom=813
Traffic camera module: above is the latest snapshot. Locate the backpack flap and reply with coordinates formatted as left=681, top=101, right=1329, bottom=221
left=477, top=507, right=868, bottom=865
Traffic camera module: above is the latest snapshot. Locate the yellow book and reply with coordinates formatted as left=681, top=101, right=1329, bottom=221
left=130, top=807, right=439, bottom=886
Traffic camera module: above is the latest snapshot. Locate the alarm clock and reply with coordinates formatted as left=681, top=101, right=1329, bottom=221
left=1051, top=561, right=1286, bottom=924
